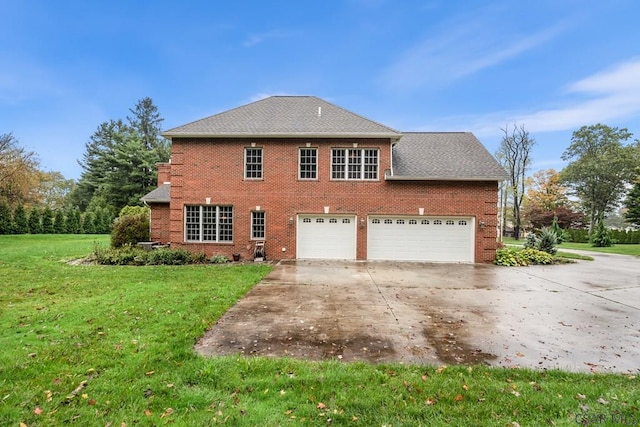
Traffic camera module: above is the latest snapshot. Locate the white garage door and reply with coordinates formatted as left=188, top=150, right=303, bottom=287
left=297, top=215, right=356, bottom=260
left=367, top=216, right=474, bottom=262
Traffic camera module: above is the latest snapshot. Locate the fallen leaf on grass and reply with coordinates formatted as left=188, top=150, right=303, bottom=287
left=317, top=402, right=326, bottom=409
left=425, top=398, right=436, bottom=405
left=511, top=390, right=520, bottom=397
left=160, top=408, right=174, bottom=418
left=144, top=409, right=152, bottom=416
left=34, top=406, right=43, bottom=415
left=576, top=393, right=586, bottom=400
left=462, top=384, right=469, bottom=391
left=454, top=394, right=464, bottom=402
left=88, top=399, right=96, bottom=406
left=597, top=398, right=609, bottom=405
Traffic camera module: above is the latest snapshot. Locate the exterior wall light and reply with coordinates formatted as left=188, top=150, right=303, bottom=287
left=479, top=220, right=486, bottom=229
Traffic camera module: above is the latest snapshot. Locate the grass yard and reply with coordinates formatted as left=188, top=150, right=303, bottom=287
left=502, top=237, right=640, bottom=257
left=1, top=235, right=638, bottom=426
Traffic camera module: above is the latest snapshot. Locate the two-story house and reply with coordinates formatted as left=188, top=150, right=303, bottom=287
left=141, top=96, right=507, bottom=263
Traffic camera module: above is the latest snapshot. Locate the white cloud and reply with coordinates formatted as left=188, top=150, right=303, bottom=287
left=501, top=59, right=640, bottom=133
left=421, top=59, right=640, bottom=138
left=382, top=21, right=565, bottom=90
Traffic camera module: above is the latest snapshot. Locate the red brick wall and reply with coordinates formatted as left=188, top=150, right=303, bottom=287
left=157, top=162, right=171, bottom=186
left=161, top=137, right=500, bottom=263
left=149, top=204, right=170, bottom=243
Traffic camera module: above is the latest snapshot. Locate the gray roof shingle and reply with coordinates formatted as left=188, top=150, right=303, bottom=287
left=141, top=183, right=170, bottom=203
left=390, top=132, right=508, bottom=181
left=162, top=96, right=400, bottom=138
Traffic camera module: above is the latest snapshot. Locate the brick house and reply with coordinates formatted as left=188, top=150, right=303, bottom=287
left=141, top=96, right=507, bottom=263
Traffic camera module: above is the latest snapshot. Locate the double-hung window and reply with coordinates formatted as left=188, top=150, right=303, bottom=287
left=331, top=148, right=378, bottom=180
left=251, top=211, right=265, bottom=239
left=298, top=148, right=317, bottom=179
left=185, top=205, right=233, bottom=242
left=245, top=148, right=263, bottom=179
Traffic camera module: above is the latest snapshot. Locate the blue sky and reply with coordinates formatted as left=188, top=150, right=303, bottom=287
left=2, top=0, right=639, bottom=180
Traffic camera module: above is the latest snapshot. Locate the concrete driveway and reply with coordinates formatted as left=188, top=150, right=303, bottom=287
left=195, top=253, right=640, bottom=373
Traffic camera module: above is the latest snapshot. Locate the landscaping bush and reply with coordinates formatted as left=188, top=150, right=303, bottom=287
left=591, top=217, right=612, bottom=247
left=92, top=244, right=209, bottom=266
left=111, top=214, right=150, bottom=248
left=495, top=247, right=554, bottom=266
left=536, top=227, right=558, bottom=255
left=565, top=228, right=589, bottom=243
left=521, top=227, right=558, bottom=255
left=210, top=254, right=229, bottom=264
left=494, top=247, right=528, bottom=266
left=520, top=247, right=554, bottom=264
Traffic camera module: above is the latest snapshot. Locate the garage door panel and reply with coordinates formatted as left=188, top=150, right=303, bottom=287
left=367, top=216, right=473, bottom=262
left=297, top=215, right=356, bottom=260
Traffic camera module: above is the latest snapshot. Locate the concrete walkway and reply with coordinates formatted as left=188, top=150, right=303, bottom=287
left=195, top=254, right=640, bottom=373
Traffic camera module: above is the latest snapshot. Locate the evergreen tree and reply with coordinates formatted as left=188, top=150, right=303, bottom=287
left=53, top=209, right=65, bottom=233
left=13, top=204, right=29, bottom=234
left=64, top=207, right=80, bottom=233
left=42, top=206, right=55, bottom=234
left=28, top=207, right=43, bottom=234
left=81, top=212, right=96, bottom=234
left=70, top=97, right=170, bottom=213
left=624, top=180, right=640, bottom=228
left=0, top=200, right=12, bottom=234
left=591, top=216, right=613, bottom=247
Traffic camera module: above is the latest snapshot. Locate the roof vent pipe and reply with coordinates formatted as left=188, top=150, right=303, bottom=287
left=318, top=106, right=322, bottom=117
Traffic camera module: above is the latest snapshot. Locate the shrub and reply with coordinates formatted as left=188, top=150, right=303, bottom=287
left=495, top=248, right=528, bottom=266
left=537, top=227, right=558, bottom=255
left=495, top=247, right=554, bottom=266
left=523, top=233, right=538, bottom=249
left=92, top=244, right=208, bottom=266
left=111, top=214, right=150, bottom=248
left=119, top=205, right=150, bottom=218
left=590, top=217, right=612, bottom=247
left=520, top=248, right=554, bottom=265
left=210, top=254, right=229, bottom=264
left=521, top=227, right=558, bottom=255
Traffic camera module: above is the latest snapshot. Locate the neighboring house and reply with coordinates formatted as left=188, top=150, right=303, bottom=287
left=142, top=96, right=507, bottom=263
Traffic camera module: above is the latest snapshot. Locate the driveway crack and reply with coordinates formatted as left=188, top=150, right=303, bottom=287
left=366, top=265, right=399, bottom=322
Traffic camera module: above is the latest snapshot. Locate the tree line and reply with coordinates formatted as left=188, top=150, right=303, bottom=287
left=0, top=97, right=169, bottom=235
left=497, top=123, right=640, bottom=243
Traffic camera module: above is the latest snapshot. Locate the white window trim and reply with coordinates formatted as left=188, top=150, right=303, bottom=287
left=251, top=211, right=266, bottom=240
left=331, top=148, right=379, bottom=181
left=184, top=205, right=234, bottom=243
left=244, top=147, right=263, bottom=180
left=298, top=147, right=318, bottom=180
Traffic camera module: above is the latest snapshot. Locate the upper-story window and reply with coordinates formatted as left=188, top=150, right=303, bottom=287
left=299, top=148, right=317, bottom=180
left=245, top=148, right=263, bottom=179
left=331, top=148, right=378, bottom=180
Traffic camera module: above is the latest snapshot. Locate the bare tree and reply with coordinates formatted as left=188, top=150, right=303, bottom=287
left=497, top=124, right=535, bottom=240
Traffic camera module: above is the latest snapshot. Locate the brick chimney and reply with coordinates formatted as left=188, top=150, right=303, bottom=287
left=156, top=162, right=171, bottom=186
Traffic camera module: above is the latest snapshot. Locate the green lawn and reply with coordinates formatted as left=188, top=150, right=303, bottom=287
left=1, top=235, right=638, bottom=426
left=503, top=237, right=640, bottom=257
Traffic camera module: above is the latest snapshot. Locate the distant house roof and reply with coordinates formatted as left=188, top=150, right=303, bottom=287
left=162, top=96, right=401, bottom=139
left=141, top=183, right=170, bottom=203
left=389, top=132, right=508, bottom=181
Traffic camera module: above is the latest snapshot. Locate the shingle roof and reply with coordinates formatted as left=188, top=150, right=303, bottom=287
left=390, top=132, right=508, bottom=181
left=162, top=96, right=400, bottom=138
left=141, top=183, right=170, bottom=203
